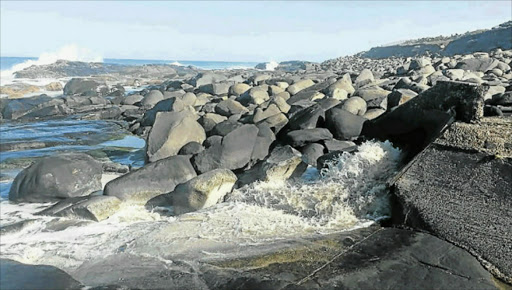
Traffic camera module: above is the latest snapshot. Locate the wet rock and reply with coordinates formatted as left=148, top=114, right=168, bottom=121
left=104, top=155, right=196, bottom=204
left=0, top=259, right=83, bottom=290
left=9, top=153, right=102, bottom=203
left=323, top=139, right=356, bottom=152
left=1, top=94, right=64, bottom=120
left=146, top=111, right=206, bottom=162
left=317, top=146, right=358, bottom=170
left=37, top=195, right=121, bottom=222
left=192, top=124, right=259, bottom=173
left=300, top=143, right=325, bottom=167
left=171, top=169, right=237, bottom=215
left=238, top=145, right=307, bottom=186
left=325, top=107, right=367, bottom=140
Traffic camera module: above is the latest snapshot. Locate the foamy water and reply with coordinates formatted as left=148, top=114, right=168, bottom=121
left=0, top=141, right=401, bottom=273
left=1, top=44, right=103, bottom=86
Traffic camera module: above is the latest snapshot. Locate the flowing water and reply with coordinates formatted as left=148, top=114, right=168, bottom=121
left=0, top=118, right=402, bottom=276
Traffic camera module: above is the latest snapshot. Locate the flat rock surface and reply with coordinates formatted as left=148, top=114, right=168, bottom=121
left=391, top=116, right=512, bottom=283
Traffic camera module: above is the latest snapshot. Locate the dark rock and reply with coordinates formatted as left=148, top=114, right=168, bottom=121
left=0, top=259, right=83, bottom=290
left=300, top=143, right=325, bottom=167
left=363, top=81, right=487, bottom=158
left=9, top=153, right=102, bottom=203
left=122, top=94, right=143, bottom=105
left=1, top=94, right=64, bottom=120
left=288, top=104, right=325, bottom=130
left=178, top=141, right=204, bottom=155
left=455, top=57, right=499, bottom=72
left=317, top=146, right=358, bottom=170
left=204, top=135, right=223, bottom=148
left=215, top=99, right=249, bottom=117
left=325, top=107, right=367, bottom=140
left=390, top=118, right=512, bottom=283
left=286, top=81, right=330, bottom=104
left=192, top=124, right=259, bottom=173
left=104, top=155, right=196, bottom=204
left=387, top=89, right=418, bottom=109
left=63, top=78, right=103, bottom=96
left=237, top=145, right=307, bottom=186
left=323, top=139, right=356, bottom=152
left=37, top=195, right=121, bottom=222
left=250, top=124, right=276, bottom=164
left=285, top=128, right=333, bottom=147
left=210, top=120, right=244, bottom=137
left=189, top=72, right=227, bottom=87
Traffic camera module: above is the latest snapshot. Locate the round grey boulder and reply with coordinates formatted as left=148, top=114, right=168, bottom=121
left=9, top=153, right=102, bottom=203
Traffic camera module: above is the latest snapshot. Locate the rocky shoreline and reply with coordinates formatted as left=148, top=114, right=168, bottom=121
left=1, top=35, right=512, bottom=289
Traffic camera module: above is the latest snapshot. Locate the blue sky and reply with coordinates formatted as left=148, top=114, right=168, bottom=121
left=1, top=1, right=511, bottom=62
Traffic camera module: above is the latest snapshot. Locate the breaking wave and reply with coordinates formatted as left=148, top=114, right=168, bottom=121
left=1, top=44, right=103, bottom=85
left=0, top=141, right=402, bottom=272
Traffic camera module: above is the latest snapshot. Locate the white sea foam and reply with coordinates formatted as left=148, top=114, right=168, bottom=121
left=0, top=141, right=402, bottom=272
left=259, top=61, right=279, bottom=71
left=169, top=61, right=184, bottom=66
left=1, top=44, right=103, bottom=85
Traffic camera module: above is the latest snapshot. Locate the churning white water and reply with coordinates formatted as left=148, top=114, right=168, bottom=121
left=0, top=141, right=402, bottom=273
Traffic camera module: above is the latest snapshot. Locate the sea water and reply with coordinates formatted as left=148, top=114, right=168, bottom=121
left=0, top=136, right=402, bottom=273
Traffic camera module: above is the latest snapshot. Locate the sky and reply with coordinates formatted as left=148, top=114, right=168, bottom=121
left=1, top=1, right=511, bottom=62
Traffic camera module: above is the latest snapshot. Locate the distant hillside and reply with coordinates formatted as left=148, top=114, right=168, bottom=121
left=360, top=21, right=512, bottom=59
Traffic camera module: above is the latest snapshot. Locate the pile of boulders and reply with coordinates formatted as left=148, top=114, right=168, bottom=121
left=6, top=49, right=512, bottom=223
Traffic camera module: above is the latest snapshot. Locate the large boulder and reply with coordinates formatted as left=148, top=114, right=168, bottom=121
left=1, top=94, right=66, bottom=120
left=354, top=69, right=374, bottom=88
left=325, top=73, right=355, bottom=96
left=171, top=169, right=237, bottom=215
left=192, top=124, right=259, bottom=173
left=198, top=83, right=230, bottom=95
left=104, top=155, right=196, bottom=204
left=325, top=107, right=367, bottom=140
left=455, top=57, right=499, bottom=72
left=0, top=259, right=83, bottom=290
left=122, top=94, right=143, bottom=105
left=141, top=90, right=164, bottom=108
left=285, top=128, right=333, bottom=147
left=140, top=97, right=185, bottom=126
left=363, top=81, right=487, bottom=157
left=287, top=79, right=315, bottom=95
left=146, top=111, right=206, bottom=162
left=238, top=145, right=307, bottom=186
left=228, top=83, right=251, bottom=96
left=9, top=153, right=102, bottom=203
left=63, top=78, right=103, bottom=96
left=215, top=99, right=249, bottom=117
left=236, top=87, right=270, bottom=105
left=341, top=97, right=367, bottom=116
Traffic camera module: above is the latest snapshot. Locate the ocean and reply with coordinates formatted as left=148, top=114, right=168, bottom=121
left=0, top=56, right=259, bottom=72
